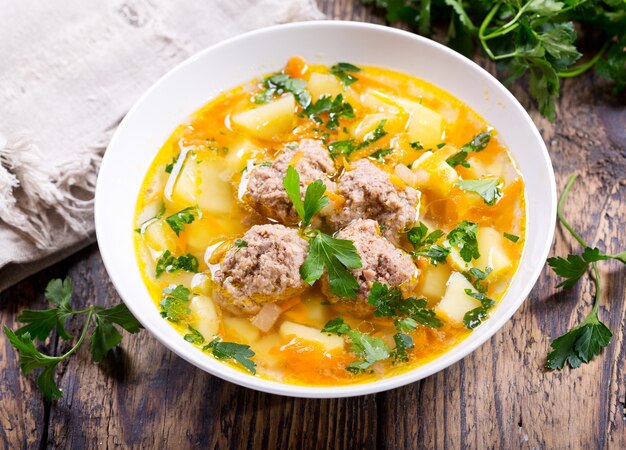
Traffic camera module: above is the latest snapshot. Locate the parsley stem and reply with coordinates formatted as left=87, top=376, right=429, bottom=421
left=557, top=174, right=587, bottom=249
left=590, top=262, right=602, bottom=316
left=60, top=310, right=95, bottom=360
left=557, top=42, right=609, bottom=78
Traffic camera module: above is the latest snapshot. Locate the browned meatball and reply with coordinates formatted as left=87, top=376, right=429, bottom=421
left=212, top=224, right=308, bottom=314
left=327, top=159, right=419, bottom=241
left=242, top=139, right=336, bottom=225
left=322, top=219, right=418, bottom=316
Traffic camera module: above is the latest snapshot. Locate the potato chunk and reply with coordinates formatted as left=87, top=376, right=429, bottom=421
left=231, top=94, right=295, bottom=140
left=398, top=100, right=443, bottom=150
left=189, top=295, right=220, bottom=340
left=474, top=227, right=513, bottom=278
left=411, top=146, right=460, bottom=197
left=436, top=272, right=481, bottom=324
left=223, top=317, right=260, bottom=344
left=279, top=321, right=344, bottom=352
left=419, top=263, right=452, bottom=302
left=308, top=73, right=343, bottom=102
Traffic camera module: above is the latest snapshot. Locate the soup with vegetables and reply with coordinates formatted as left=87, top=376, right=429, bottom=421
left=134, top=57, right=526, bottom=385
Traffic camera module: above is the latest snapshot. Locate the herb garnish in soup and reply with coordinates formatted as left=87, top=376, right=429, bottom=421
left=134, top=57, right=526, bottom=385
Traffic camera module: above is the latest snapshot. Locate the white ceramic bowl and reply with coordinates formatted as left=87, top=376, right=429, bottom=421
left=95, top=21, right=556, bottom=398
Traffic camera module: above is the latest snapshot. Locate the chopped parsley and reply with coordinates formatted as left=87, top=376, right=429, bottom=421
left=322, top=318, right=390, bottom=372
left=327, top=119, right=388, bottom=159
left=463, top=289, right=495, bottom=329
left=369, top=148, right=394, bottom=163
left=160, top=285, right=190, bottom=322
left=367, top=282, right=443, bottom=329
left=446, top=131, right=492, bottom=168
left=300, top=94, right=355, bottom=130
left=165, top=206, right=201, bottom=236
left=406, top=222, right=449, bottom=265
left=155, top=250, right=199, bottom=278
left=447, top=220, right=480, bottom=263
left=165, top=155, right=179, bottom=173
left=255, top=73, right=311, bottom=107
left=504, top=232, right=520, bottom=243
left=184, top=325, right=205, bottom=344
left=204, top=338, right=256, bottom=374
left=233, top=239, right=248, bottom=253
left=455, top=178, right=503, bottom=205
left=329, top=62, right=361, bottom=86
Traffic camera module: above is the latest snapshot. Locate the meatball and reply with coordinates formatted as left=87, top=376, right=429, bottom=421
left=322, top=219, right=418, bottom=316
left=212, top=224, right=308, bottom=314
left=327, top=159, right=419, bottom=241
left=242, top=139, right=336, bottom=224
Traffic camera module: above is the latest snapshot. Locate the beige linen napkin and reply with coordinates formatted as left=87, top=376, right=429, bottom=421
left=0, top=0, right=324, bottom=292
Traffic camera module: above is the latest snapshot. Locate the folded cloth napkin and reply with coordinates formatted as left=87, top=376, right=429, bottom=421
left=0, top=0, right=324, bottom=292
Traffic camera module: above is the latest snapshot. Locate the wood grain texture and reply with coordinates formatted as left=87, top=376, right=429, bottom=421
left=1, top=1, right=625, bottom=449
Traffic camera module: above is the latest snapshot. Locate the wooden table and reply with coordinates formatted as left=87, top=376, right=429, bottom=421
left=2, top=1, right=625, bottom=448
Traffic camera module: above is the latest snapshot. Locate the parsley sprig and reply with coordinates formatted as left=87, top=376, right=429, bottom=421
left=155, top=250, right=199, bottom=278
left=3, top=277, right=142, bottom=400
left=362, top=1, right=626, bottom=121
left=165, top=206, right=201, bottom=236
left=545, top=175, right=624, bottom=369
left=447, top=220, right=480, bottom=263
left=204, top=338, right=256, bottom=374
left=283, top=167, right=363, bottom=299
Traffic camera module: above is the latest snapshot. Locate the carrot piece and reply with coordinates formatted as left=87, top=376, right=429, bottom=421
left=285, top=56, right=307, bottom=79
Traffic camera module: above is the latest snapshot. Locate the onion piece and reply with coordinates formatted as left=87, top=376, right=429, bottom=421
left=394, top=163, right=418, bottom=187
left=251, top=303, right=282, bottom=333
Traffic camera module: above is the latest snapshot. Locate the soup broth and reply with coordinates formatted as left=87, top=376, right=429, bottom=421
left=134, top=57, right=526, bottom=385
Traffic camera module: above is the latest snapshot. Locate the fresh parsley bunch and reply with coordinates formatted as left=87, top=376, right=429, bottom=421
left=3, top=277, right=142, bottom=400
left=362, top=0, right=626, bottom=121
left=546, top=175, right=625, bottom=369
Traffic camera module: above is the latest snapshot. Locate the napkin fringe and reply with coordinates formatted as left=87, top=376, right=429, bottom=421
left=0, top=133, right=100, bottom=249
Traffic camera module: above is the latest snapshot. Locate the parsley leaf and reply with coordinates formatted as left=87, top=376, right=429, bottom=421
left=546, top=317, right=612, bottom=370
left=283, top=166, right=329, bottom=228
left=391, top=333, right=414, bottom=363
left=165, top=155, right=179, bottom=173
left=547, top=247, right=611, bottom=288
left=462, top=289, right=495, bottom=329
left=369, top=148, right=394, bottom=163
left=96, top=303, right=143, bottom=333
left=446, top=131, right=491, bottom=167
left=160, top=285, right=190, bottom=321
left=346, top=331, right=390, bottom=373
left=90, top=315, right=123, bottom=363
left=205, top=338, right=256, bottom=374
left=455, top=178, right=503, bottom=205
left=367, top=282, right=443, bottom=329
left=155, top=250, right=199, bottom=278
left=330, top=62, right=361, bottom=86
left=255, top=73, right=311, bottom=107
left=165, top=206, right=201, bottom=236
left=301, top=94, right=355, bottom=130
left=504, top=232, right=520, bottom=243
left=233, top=238, right=248, bottom=253
left=184, top=325, right=205, bottom=344
left=321, top=317, right=352, bottom=335
left=447, top=220, right=480, bottom=263
left=406, top=222, right=449, bottom=265
left=300, top=231, right=362, bottom=299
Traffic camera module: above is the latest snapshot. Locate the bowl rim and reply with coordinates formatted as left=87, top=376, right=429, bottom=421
left=95, top=20, right=556, bottom=398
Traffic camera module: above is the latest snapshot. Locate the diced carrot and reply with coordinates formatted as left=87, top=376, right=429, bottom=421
left=285, top=56, right=308, bottom=79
